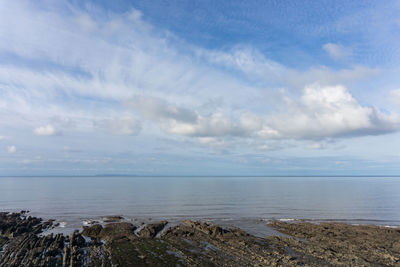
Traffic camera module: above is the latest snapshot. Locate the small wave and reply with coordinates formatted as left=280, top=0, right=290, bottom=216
left=277, top=218, right=296, bottom=222
left=58, top=222, right=67, bottom=228
left=82, top=220, right=91, bottom=226
left=384, top=225, right=399, bottom=228
left=82, top=219, right=101, bottom=226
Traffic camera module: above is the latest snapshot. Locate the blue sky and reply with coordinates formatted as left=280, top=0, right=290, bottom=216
left=1, top=0, right=400, bottom=176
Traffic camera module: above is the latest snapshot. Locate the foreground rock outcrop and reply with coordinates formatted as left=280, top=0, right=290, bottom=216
left=0, top=212, right=399, bottom=266
left=267, top=220, right=400, bottom=266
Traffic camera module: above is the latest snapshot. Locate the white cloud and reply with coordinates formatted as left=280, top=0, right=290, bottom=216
left=0, top=136, right=5, bottom=141
left=94, top=117, right=141, bottom=135
left=164, top=113, right=242, bottom=137
left=127, top=85, right=400, bottom=140
left=264, top=84, right=400, bottom=139
left=127, top=96, right=197, bottom=123
left=197, top=137, right=226, bottom=147
left=128, top=96, right=256, bottom=137
left=323, top=43, right=351, bottom=60
left=33, top=124, right=59, bottom=136
left=7, top=145, right=16, bottom=154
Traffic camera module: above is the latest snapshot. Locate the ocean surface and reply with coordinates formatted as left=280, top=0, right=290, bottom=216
left=1, top=176, right=399, bottom=235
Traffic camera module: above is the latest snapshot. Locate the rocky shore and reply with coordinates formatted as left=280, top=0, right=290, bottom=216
left=0, top=212, right=399, bottom=266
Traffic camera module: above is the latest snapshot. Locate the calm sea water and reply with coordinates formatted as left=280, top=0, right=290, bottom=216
left=0, top=176, right=399, bottom=235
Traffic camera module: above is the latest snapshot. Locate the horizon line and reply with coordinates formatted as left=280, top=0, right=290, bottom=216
left=1, top=174, right=400, bottom=178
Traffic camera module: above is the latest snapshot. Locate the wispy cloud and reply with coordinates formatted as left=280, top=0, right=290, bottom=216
left=323, top=43, right=352, bottom=60
left=94, top=117, right=141, bottom=135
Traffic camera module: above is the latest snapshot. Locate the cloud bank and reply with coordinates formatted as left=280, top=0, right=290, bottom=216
left=128, top=84, right=400, bottom=141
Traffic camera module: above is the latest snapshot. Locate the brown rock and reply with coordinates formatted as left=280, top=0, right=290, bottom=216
left=82, top=224, right=103, bottom=238
left=138, top=221, right=168, bottom=238
left=99, top=222, right=136, bottom=241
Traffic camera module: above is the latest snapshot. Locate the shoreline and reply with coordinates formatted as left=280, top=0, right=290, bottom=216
left=4, top=208, right=400, bottom=237
left=30, top=213, right=400, bottom=238
left=1, top=211, right=399, bottom=266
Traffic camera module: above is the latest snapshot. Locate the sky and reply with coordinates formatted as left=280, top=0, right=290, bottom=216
left=1, top=0, right=400, bottom=176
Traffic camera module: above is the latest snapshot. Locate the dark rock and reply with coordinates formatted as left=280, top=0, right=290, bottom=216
left=104, top=216, right=124, bottom=222
left=138, top=220, right=168, bottom=238
left=70, top=230, right=85, bottom=247
left=82, top=224, right=103, bottom=238
left=99, top=222, right=136, bottom=241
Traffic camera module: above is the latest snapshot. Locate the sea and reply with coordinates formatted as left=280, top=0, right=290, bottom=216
left=0, top=176, right=399, bottom=236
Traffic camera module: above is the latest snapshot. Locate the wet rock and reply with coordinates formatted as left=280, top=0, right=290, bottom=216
left=104, top=215, right=124, bottom=222
left=100, top=222, right=137, bottom=241
left=183, top=220, right=231, bottom=239
left=82, top=223, right=103, bottom=238
left=70, top=230, right=85, bottom=247
left=41, top=219, right=55, bottom=229
left=138, top=220, right=168, bottom=238
left=267, top=220, right=400, bottom=266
